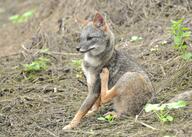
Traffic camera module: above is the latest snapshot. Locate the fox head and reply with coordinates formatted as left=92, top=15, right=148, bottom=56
left=76, top=12, right=115, bottom=56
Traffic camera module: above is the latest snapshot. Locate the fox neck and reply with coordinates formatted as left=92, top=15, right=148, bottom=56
left=83, top=48, right=113, bottom=68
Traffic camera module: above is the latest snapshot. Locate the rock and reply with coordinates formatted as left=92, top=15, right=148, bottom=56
left=169, top=90, right=192, bottom=102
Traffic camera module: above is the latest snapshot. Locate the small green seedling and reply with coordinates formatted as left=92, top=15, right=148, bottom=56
left=97, top=114, right=114, bottom=122
left=71, top=59, right=82, bottom=70
left=145, top=100, right=187, bottom=123
left=182, top=52, right=192, bottom=60
left=9, top=10, right=34, bottom=24
left=39, top=48, right=49, bottom=53
left=70, top=59, right=83, bottom=79
left=23, top=57, right=49, bottom=73
left=130, top=35, right=143, bottom=42
left=150, top=45, right=159, bottom=52
left=171, top=19, right=192, bottom=60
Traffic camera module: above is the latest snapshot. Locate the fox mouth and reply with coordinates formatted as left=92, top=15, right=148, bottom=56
left=79, top=47, right=95, bottom=53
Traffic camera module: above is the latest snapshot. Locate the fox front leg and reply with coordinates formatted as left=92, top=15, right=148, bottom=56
left=63, top=75, right=101, bottom=130
left=86, top=96, right=101, bottom=117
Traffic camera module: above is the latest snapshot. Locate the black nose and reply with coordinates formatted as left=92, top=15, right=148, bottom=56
left=76, top=47, right=80, bottom=51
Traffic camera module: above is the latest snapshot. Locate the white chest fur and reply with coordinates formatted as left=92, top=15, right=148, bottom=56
left=84, top=53, right=102, bottom=67
left=82, top=64, right=96, bottom=86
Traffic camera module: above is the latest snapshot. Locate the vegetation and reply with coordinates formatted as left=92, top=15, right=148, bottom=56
left=97, top=114, right=114, bottom=122
left=23, top=57, right=49, bottom=73
left=171, top=19, right=192, bottom=60
left=0, top=1, right=192, bottom=136
left=71, top=59, right=82, bottom=70
left=130, top=35, right=143, bottom=42
left=145, top=100, right=187, bottom=123
left=9, top=10, right=34, bottom=24
left=70, top=59, right=83, bottom=79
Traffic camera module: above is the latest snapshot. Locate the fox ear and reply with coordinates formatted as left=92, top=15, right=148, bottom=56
left=75, top=16, right=89, bottom=26
left=93, top=12, right=105, bottom=27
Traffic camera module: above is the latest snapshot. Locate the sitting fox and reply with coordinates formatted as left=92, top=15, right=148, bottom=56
left=63, top=12, right=153, bottom=130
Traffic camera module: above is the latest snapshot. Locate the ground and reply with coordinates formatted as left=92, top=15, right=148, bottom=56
left=0, top=0, right=192, bottom=137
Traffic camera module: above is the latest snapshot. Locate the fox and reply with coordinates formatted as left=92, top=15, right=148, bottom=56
left=63, top=12, right=153, bottom=130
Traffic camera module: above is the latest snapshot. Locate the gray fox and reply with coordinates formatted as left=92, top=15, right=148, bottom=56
left=63, top=12, right=153, bottom=130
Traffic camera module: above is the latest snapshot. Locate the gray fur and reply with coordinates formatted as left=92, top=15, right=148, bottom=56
left=77, top=20, right=153, bottom=115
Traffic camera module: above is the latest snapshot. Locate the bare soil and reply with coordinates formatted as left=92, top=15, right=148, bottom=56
left=0, top=0, right=192, bottom=137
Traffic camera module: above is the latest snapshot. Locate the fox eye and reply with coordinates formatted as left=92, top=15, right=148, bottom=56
left=87, top=36, right=93, bottom=41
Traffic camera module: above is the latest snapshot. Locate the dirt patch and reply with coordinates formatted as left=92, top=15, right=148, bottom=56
left=0, top=0, right=192, bottom=137
left=0, top=0, right=42, bottom=57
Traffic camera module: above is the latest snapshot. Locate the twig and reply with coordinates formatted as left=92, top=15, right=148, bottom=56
left=160, top=65, right=166, bottom=77
left=21, top=44, right=31, bottom=53
left=22, top=44, right=80, bottom=56
left=63, top=129, right=95, bottom=135
left=135, top=115, right=158, bottom=130
left=35, top=123, right=59, bottom=137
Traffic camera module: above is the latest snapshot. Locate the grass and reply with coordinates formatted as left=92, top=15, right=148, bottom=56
left=23, top=57, right=49, bottom=73
left=171, top=19, right=192, bottom=60
left=97, top=114, right=115, bottom=122
left=130, top=35, right=143, bottom=42
left=9, top=10, right=34, bottom=24
left=70, top=59, right=83, bottom=79
left=144, top=100, right=187, bottom=124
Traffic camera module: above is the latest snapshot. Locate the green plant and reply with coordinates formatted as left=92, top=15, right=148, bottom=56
left=97, top=114, right=114, bottom=122
left=182, top=52, right=192, bottom=60
left=23, top=57, right=49, bottom=73
left=171, top=19, right=192, bottom=60
left=130, top=35, right=143, bottom=42
left=70, top=59, right=83, bottom=79
left=145, top=100, right=187, bottom=123
left=39, top=48, right=49, bottom=53
left=71, top=59, right=82, bottom=70
left=9, top=10, right=34, bottom=24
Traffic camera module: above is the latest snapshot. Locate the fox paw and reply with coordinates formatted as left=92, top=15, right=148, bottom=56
left=85, top=110, right=96, bottom=117
left=85, top=105, right=100, bottom=117
left=63, top=120, right=79, bottom=130
left=63, top=124, right=73, bottom=130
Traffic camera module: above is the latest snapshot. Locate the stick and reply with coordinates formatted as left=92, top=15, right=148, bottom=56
left=35, top=124, right=59, bottom=137
left=135, top=115, right=158, bottom=130
left=63, top=129, right=95, bottom=135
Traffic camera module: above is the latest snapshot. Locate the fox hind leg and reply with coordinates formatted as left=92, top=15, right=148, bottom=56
left=100, top=68, right=118, bottom=104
